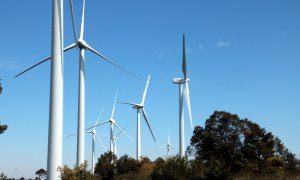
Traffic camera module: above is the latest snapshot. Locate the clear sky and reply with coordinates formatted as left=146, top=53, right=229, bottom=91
left=0, top=0, right=300, bottom=178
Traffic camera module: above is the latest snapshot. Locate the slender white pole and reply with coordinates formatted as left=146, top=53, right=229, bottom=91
left=179, top=84, right=185, bottom=157
left=110, top=123, right=114, bottom=153
left=92, top=133, right=95, bottom=174
left=77, top=48, right=85, bottom=166
left=47, top=0, right=63, bottom=179
left=167, top=146, right=169, bottom=158
left=137, top=109, right=141, bottom=161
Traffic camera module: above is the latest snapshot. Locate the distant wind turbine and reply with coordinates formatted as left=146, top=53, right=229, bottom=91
left=15, top=0, right=137, bottom=167
left=148, top=130, right=175, bottom=158
left=160, top=130, right=176, bottom=158
left=87, top=90, right=133, bottom=155
left=98, top=122, right=133, bottom=156
left=68, top=107, right=107, bottom=173
left=172, top=34, right=193, bottom=157
left=119, top=75, right=156, bottom=161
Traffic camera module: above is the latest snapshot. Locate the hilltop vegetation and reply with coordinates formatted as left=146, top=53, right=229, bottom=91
left=1, top=111, right=299, bottom=179
left=57, top=111, right=300, bottom=180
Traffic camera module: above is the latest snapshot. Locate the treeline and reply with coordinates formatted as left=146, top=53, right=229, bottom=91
left=58, top=111, right=300, bottom=180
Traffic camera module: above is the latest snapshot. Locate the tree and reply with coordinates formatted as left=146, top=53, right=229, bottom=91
left=0, top=123, right=7, bottom=134
left=58, top=161, right=94, bottom=180
left=94, top=151, right=117, bottom=180
left=137, top=157, right=154, bottom=179
left=0, top=79, right=7, bottom=135
left=35, top=168, right=46, bottom=180
left=0, top=173, right=7, bottom=180
left=151, top=156, right=189, bottom=179
left=0, top=78, right=2, bottom=94
left=188, top=111, right=299, bottom=177
left=116, top=154, right=140, bottom=179
left=189, top=111, right=244, bottom=178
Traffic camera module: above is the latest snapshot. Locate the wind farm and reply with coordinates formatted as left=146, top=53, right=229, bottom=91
left=1, top=0, right=300, bottom=179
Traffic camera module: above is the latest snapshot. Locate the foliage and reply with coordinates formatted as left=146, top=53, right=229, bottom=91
left=188, top=111, right=299, bottom=179
left=151, top=155, right=190, bottom=179
left=0, top=78, right=2, bottom=94
left=35, top=168, right=46, bottom=180
left=116, top=154, right=140, bottom=179
left=0, top=173, right=7, bottom=180
left=0, top=123, right=8, bottom=134
left=137, top=157, right=154, bottom=179
left=94, top=151, right=117, bottom=180
left=58, top=160, right=95, bottom=180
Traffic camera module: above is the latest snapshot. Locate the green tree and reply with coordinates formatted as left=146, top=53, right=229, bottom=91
left=0, top=123, right=7, bottom=134
left=35, top=168, right=46, bottom=180
left=0, top=80, right=7, bottom=135
left=116, top=154, right=140, bottom=179
left=137, top=157, right=154, bottom=179
left=188, top=111, right=298, bottom=178
left=189, top=111, right=244, bottom=178
left=94, top=151, right=117, bottom=180
left=58, top=161, right=94, bottom=180
left=0, top=78, right=2, bottom=94
left=151, top=155, right=189, bottom=179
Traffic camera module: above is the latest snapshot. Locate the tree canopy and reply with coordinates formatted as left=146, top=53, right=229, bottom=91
left=188, top=111, right=298, bottom=179
left=44, top=111, right=300, bottom=180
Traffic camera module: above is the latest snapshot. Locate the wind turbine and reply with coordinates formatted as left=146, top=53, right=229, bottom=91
left=98, top=122, right=133, bottom=156
left=15, top=0, right=136, bottom=167
left=87, top=90, right=133, bottom=155
left=67, top=107, right=107, bottom=173
left=160, top=131, right=176, bottom=158
left=172, top=34, right=193, bottom=157
left=119, top=75, right=156, bottom=161
left=148, top=130, right=175, bottom=158
left=67, top=108, right=107, bottom=174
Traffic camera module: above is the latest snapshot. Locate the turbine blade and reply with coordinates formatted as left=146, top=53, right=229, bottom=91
left=182, top=34, right=187, bottom=79
left=115, top=122, right=131, bottom=138
left=95, top=134, right=107, bottom=151
left=93, top=106, right=104, bottom=130
left=141, top=75, right=150, bottom=105
left=83, top=43, right=140, bottom=79
left=142, top=108, right=156, bottom=142
left=117, top=101, right=136, bottom=106
left=98, top=133, right=111, bottom=138
left=113, top=122, right=134, bottom=142
left=69, top=0, right=77, bottom=42
left=14, top=56, right=51, bottom=78
left=86, top=120, right=110, bottom=131
left=67, top=133, right=77, bottom=137
left=170, top=144, right=176, bottom=150
left=184, top=82, right=193, bottom=129
left=14, top=43, right=76, bottom=78
left=148, top=146, right=162, bottom=156
left=110, top=89, right=118, bottom=119
left=160, top=144, right=167, bottom=149
left=79, top=0, right=85, bottom=39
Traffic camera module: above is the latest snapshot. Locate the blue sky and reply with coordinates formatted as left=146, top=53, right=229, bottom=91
left=1, top=0, right=300, bottom=178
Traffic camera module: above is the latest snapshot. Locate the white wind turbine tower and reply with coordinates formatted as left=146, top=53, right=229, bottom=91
left=172, top=34, right=193, bottom=157
left=14, top=0, right=64, bottom=178
left=119, top=75, right=156, bottom=161
left=15, top=0, right=136, bottom=167
left=87, top=90, right=133, bottom=155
